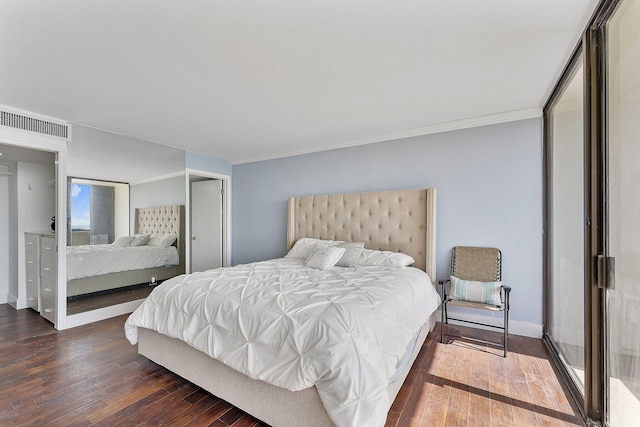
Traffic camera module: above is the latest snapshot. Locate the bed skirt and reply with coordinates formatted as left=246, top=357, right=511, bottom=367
left=137, top=312, right=436, bottom=427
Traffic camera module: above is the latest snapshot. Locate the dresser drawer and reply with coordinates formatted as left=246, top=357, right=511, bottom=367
left=26, top=288, right=39, bottom=311
left=25, top=234, right=39, bottom=254
left=40, top=278, right=56, bottom=324
left=40, top=305, right=55, bottom=323
left=40, top=237, right=56, bottom=259
left=41, top=256, right=57, bottom=279
left=25, top=251, right=39, bottom=272
left=26, top=274, right=39, bottom=290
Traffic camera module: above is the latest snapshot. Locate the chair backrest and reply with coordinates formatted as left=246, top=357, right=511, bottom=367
left=450, top=246, right=501, bottom=282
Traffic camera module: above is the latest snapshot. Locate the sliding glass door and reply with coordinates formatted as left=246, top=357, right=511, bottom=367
left=545, top=54, right=586, bottom=399
left=544, top=0, right=640, bottom=425
left=606, top=0, right=640, bottom=424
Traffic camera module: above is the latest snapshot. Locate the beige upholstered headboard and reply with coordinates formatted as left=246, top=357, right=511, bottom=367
left=287, top=188, right=437, bottom=282
left=134, top=205, right=186, bottom=274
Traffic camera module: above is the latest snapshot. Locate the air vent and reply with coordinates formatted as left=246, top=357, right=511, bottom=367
left=1, top=109, right=69, bottom=139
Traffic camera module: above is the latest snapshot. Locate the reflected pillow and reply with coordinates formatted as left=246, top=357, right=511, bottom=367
left=111, top=236, right=135, bottom=248
left=128, top=234, right=151, bottom=247
left=147, top=234, right=177, bottom=248
left=358, top=249, right=415, bottom=268
left=305, top=245, right=346, bottom=270
left=449, top=275, right=502, bottom=306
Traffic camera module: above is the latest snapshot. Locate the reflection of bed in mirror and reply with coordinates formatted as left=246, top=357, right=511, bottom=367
left=126, top=189, right=437, bottom=427
left=66, top=205, right=185, bottom=298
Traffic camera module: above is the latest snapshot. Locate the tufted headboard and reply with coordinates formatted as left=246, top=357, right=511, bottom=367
left=134, top=205, right=186, bottom=274
left=287, top=188, right=436, bottom=282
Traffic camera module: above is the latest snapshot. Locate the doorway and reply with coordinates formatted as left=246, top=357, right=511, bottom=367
left=186, top=170, right=229, bottom=273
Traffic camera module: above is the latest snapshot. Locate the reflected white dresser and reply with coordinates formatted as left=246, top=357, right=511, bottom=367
left=24, top=232, right=57, bottom=323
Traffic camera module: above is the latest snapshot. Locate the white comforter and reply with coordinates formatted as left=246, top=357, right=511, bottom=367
left=124, top=258, right=440, bottom=427
left=67, top=245, right=179, bottom=280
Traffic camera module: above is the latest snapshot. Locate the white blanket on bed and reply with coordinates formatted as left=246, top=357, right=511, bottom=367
left=124, top=258, right=440, bottom=427
left=67, top=244, right=179, bottom=280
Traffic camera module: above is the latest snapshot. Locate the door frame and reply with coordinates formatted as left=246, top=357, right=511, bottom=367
left=185, top=168, right=230, bottom=273
left=0, top=122, right=68, bottom=330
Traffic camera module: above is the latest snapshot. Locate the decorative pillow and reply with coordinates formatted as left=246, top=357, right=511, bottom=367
left=335, top=242, right=365, bottom=267
left=305, top=245, right=346, bottom=270
left=111, top=236, right=135, bottom=248
left=128, top=234, right=151, bottom=247
left=147, top=234, right=178, bottom=248
left=285, top=237, right=343, bottom=259
left=358, top=249, right=415, bottom=268
left=449, top=275, right=502, bottom=306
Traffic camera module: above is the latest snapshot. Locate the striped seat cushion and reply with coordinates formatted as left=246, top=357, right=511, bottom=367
left=449, top=275, right=502, bottom=306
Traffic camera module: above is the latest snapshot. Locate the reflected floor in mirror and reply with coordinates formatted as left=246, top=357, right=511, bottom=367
left=67, top=283, right=155, bottom=315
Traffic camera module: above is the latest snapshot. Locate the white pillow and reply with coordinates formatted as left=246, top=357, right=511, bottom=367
left=147, top=234, right=178, bottom=248
left=358, top=248, right=415, bottom=268
left=305, top=245, right=346, bottom=270
left=335, top=242, right=365, bottom=268
left=285, top=237, right=343, bottom=259
left=111, top=236, right=135, bottom=248
left=128, top=234, right=151, bottom=247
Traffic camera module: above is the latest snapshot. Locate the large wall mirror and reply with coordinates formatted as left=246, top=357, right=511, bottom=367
left=66, top=177, right=136, bottom=315
left=65, top=124, right=186, bottom=321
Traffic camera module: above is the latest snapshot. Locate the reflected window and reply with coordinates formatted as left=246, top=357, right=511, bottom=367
left=67, top=178, right=129, bottom=246
left=70, top=183, right=91, bottom=235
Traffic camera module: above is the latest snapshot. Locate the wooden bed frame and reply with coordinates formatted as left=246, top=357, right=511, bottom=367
left=136, top=189, right=437, bottom=427
left=67, top=205, right=185, bottom=297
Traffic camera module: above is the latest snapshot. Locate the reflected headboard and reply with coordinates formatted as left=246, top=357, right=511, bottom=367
left=134, top=205, right=186, bottom=274
left=287, top=188, right=436, bottom=282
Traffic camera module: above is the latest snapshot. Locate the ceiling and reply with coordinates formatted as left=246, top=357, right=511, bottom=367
left=0, top=0, right=598, bottom=165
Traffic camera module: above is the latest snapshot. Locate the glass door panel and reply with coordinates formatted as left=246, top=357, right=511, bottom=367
left=607, top=0, right=640, bottom=424
left=549, top=59, right=586, bottom=392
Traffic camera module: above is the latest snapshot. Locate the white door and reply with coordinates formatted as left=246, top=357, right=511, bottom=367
left=190, top=179, right=223, bottom=272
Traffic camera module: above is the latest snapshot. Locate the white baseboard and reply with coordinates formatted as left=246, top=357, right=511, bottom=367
left=0, top=293, right=8, bottom=304
left=6, top=294, right=29, bottom=310
left=436, top=309, right=542, bottom=339
left=63, top=299, right=144, bottom=329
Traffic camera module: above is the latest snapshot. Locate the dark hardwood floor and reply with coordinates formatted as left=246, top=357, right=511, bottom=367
left=0, top=304, right=584, bottom=426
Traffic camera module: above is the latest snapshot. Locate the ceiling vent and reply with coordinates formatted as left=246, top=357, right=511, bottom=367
left=1, top=109, right=69, bottom=139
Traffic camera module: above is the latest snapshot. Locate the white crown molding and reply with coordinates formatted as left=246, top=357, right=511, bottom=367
left=232, top=108, right=542, bottom=165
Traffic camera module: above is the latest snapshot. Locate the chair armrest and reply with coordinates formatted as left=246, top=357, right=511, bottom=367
left=438, top=280, right=450, bottom=303
left=501, top=285, right=511, bottom=309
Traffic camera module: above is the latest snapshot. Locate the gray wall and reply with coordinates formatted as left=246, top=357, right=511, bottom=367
left=130, top=175, right=187, bottom=233
left=232, top=118, right=542, bottom=325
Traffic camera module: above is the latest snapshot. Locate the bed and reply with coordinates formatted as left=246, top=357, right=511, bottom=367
left=66, top=205, right=185, bottom=297
left=125, top=189, right=437, bottom=427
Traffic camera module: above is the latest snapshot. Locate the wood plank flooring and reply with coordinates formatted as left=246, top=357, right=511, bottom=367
left=0, top=304, right=584, bottom=426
